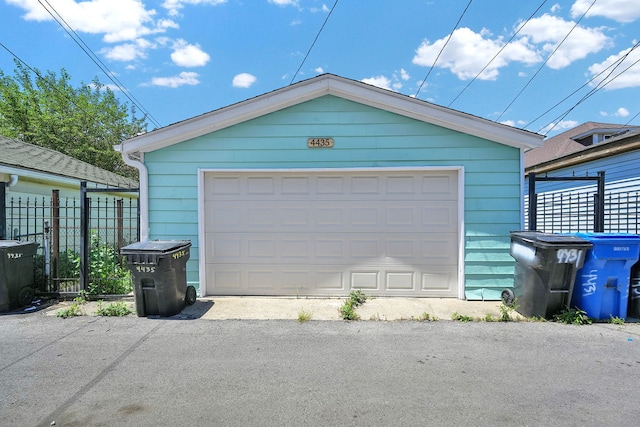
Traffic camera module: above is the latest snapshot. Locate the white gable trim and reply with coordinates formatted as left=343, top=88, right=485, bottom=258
left=119, top=74, right=543, bottom=154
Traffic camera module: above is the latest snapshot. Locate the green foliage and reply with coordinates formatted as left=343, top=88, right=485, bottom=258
left=56, top=295, right=86, bottom=318
left=451, top=312, right=474, bottom=322
left=483, top=313, right=498, bottom=322
left=339, top=290, right=370, bottom=320
left=0, top=61, right=146, bottom=178
left=609, top=316, right=625, bottom=325
left=554, top=308, right=592, bottom=325
left=95, top=300, right=132, bottom=317
left=297, top=310, right=312, bottom=323
left=499, top=298, right=519, bottom=322
left=59, top=233, right=132, bottom=295
left=417, top=312, right=438, bottom=322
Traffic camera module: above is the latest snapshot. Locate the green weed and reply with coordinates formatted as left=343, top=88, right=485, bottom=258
left=451, top=312, right=474, bottom=322
left=339, top=290, right=369, bottom=320
left=609, top=316, right=625, bottom=325
left=499, top=298, right=519, bottom=322
left=95, top=301, right=132, bottom=317
left=554, top=308, right=592, bottom=325
left=297, top=310, right=312, bottom=323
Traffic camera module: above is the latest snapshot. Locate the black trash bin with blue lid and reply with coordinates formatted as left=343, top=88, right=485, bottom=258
left=121, top=240, right=195, bottom=317
left=509, top=231, right=592, bottom=319
left=570, top=233, right=640, bottom=321
left=0, top=240, right=39, bottom=312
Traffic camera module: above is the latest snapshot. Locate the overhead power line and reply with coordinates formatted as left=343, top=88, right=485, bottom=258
left=37, top=0, right=162, bottom=129
left=495, top=0, right=598, bottom=122
left=0, top=41, right=97, bottom=121
left=415, top=0, right=473, bottom=98
left=290, top=0, right=340, bottom=85
left=526, top=39, right=640, bottom=130
left=541, top=47, right=640, bottom=135
left=448, top=0, right=548, bottom=108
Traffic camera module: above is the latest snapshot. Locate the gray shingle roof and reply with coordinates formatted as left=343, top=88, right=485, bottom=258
left=524, top=122, right=636, bottom=169
left=0, top=136, right=137, bottom=188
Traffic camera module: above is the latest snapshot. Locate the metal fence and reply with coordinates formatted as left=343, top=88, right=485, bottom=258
left=4, top=188, right=139, bottom=294
left=525, top=186, right=640, bottom=234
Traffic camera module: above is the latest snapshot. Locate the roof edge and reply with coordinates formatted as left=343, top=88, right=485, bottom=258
left=121, top=74, right=543, bottom=154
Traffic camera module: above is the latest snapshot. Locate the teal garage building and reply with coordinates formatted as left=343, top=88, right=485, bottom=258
left=117, top=74, right=543, bottom=300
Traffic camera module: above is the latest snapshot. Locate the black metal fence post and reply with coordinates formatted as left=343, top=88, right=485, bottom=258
left=595, top=171, right=606, bottom=232
left=80, top=181, right=89, bottom=291
left=0, top=182, right=5, bottom=240
left=528, top=172, right=536, bottom=231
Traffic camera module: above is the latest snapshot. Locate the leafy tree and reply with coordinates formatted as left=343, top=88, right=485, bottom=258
left=0, top=60, right=147, bottom=179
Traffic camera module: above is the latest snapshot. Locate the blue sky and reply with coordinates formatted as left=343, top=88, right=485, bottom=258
left=1, top=0, right=639, bottom=136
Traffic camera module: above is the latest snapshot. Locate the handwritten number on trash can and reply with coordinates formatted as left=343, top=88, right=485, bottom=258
left=556, top=249, right=582, bottom=264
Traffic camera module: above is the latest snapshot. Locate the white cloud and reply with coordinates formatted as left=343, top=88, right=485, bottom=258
left=571, top=0, right=640, bottom=23
left=588, top=45, right=640, bottom=90
left=162, top=0, right=227, bottom=17
left=315, top=67, right=324, bottom=73
left=361, top=76, right=392, bottom=90
left=412, top=27, right=540, bottom=80
left=232, top=73, right=257, bottom=88
left=597, top=108, right=629, bottom=117
left=541, top=120, right=580, bottom=134
left=615, top=107, right=630, bottom=117
left=171, top=40, right=210, bottom=67
left=101, top=39, right=153, bottom=61
left=516, top=14, right=611, bottom=69
left=268, top=0, right=299, bottom=6
left=150, top=71, right=200, bottom=87
left=399, top=68, right=410, bottom=81
left=6, top=0, right=173, bottom=43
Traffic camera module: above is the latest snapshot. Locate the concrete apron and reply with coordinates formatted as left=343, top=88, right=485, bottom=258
left=191, top=297, right=505, bottom=321
left=44, top=296, right=507, bottom=321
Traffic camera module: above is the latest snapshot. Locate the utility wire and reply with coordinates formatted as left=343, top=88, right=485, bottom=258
left=541, top=51, right=640, bottom=135
left=496, top=0, right=598, bottom=122
left=37, top=0, right=162, bottom=129
left=290, top=0, right=339, bottom=85
left=448, top=0, right=548, bottom=108
left=526, top=39, right=640, bottom=129
left=415, top=0, right=473, bottom=98
left=0, top=41, right=97, bottom=122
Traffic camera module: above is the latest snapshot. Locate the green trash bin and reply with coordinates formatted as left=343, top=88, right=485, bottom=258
left=0, top=241, right=39, bottom=312
left=121, top=240, right=194, bottom=317
left=509, top=232, right=592, bottom=319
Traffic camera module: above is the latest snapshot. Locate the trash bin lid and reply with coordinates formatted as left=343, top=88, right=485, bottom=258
left=510, top=231, right=592, bottom=249
left=121, top=240, right=191, bottom=253
left=0, top=240, right=38, bottom=249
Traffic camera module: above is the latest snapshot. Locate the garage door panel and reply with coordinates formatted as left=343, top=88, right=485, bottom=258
left=204, top=170, right=459, bottom=297
left=206, top=201, right=457, bottom=233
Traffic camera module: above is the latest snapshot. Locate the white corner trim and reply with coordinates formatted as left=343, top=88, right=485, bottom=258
left=120, top=150, right=149, bottom=242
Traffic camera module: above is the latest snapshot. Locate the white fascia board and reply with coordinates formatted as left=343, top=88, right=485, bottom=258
left=120, top=75, right=543, bottom=154
left=120, top=79, right=331, bottom=154
left=325, top=78, right=544, bottom=150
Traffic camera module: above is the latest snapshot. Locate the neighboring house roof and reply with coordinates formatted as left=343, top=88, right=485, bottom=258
left=0, top=135, right=137, bottom=188
left=526, top=125, right=640, bottom=175
left=524, top=122, right=637, bottom=169
left=117, top=74, right=543, bottom=156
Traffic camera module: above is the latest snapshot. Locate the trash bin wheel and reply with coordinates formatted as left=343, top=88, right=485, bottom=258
left=185, top=286, right=197, bottom=305
left=501, top=289, right=515, bottom=305
left=18, top=287, right=35, bottom=307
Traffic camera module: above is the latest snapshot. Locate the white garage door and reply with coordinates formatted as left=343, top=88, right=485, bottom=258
left=202, top=169, right=459, bottom=297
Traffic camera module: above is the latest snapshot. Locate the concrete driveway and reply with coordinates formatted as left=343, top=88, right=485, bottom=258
left=42, top=296, right=506, bottom=321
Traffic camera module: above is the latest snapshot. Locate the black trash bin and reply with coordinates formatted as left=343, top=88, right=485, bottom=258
left=120, top=240, right=194, bottom=317
left=508, top=231, right=592, bottom=319
left=0, top=240, right=39, bottom=312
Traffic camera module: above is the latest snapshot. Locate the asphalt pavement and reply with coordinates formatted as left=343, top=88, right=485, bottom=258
left=1, top=299, right=640, bottom=426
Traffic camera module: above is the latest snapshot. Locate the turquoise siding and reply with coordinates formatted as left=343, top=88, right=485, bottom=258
left=145, top=95, right=521, bottom=299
